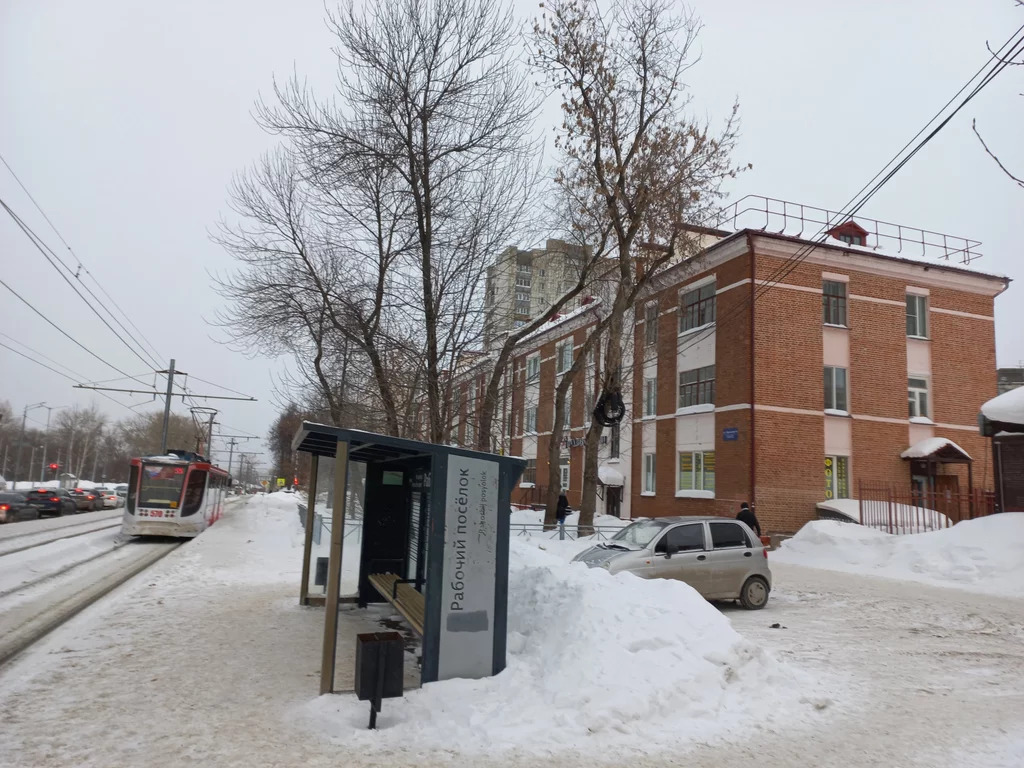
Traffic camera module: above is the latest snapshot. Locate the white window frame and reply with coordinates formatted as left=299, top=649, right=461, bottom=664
left=525, top=405, right=538, bottom=434
left=643, top=377, right=657, bottom=417
left=642, top=453, right=656, bottom=494
left=526, top=353, right=540, bottom=383
left=644, top=302, right=658, bottom=347
left=824, top=366, right=848, bottom=413
left=906, top=294, right=928, bottom=339
left=908, top=377, right=929, bottom=419
left=556, top=339, right=574, bottom=374
left=824, top=455, right=850, bottom=500
left=677, top=450, right=715, bottom=493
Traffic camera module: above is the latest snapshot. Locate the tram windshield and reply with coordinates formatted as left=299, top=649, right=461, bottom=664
left=139, top=463, right=186, bottom=508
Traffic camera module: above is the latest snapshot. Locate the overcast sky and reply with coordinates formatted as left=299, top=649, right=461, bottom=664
left=2, top=0, right=1022, bottom=469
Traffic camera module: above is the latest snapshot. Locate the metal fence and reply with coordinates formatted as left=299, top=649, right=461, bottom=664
left=857, top=481, right=997, bottom=535
left=510, top=521, right=623, bottom=542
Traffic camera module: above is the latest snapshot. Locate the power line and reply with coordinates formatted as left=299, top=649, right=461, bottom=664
left=0, top=150, right=166, bottom=365
left=0, top=331, right=84, bottom=380
left=0, top=275, right=151, bottom=387
left=0, top=198, right=162, bottom=372
left=672, top=24, right=1024, bottom=361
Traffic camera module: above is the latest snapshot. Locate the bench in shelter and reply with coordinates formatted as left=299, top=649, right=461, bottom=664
left=367, top=572, right=425, bottom=637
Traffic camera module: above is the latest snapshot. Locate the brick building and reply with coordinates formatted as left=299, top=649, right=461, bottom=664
left=452, top=204, right=1009, bottom=533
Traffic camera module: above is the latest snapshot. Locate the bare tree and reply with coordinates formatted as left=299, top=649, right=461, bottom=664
left=533, top=0, right=746, bottom=530
left=259, top=0, right=542, bottom=444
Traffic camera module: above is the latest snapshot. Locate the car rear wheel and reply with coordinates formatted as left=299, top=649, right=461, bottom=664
left=739, top=576, right=770, bottom=610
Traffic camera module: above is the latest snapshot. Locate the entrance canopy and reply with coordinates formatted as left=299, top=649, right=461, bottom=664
left=598, top=463, right=625, bottom=487
left=900, top=437, right=971, bottom=462
left=981, top=386, right=1024, bottom=432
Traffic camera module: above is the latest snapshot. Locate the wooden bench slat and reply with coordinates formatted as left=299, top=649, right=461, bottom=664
left=367, top=572, right=425, bottom=636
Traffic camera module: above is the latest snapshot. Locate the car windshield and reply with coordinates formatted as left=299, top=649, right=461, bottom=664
left=139, top=463, right=186, bottom=508
left=610, top=519, right=671, bottom=548
left=0, top=493, right=24, bottom=502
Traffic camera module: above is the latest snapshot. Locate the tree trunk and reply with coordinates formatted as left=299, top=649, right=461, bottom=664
left=578, top=420, right=603, bottom=536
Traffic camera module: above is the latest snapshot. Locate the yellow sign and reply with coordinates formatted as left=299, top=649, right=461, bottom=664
left=276, top=477, right=286, bottom=487
left=261, top=480, right=269, bottom=487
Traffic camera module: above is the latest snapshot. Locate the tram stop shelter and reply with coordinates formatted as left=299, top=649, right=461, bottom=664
left=291, top=422, right=525, bottom=695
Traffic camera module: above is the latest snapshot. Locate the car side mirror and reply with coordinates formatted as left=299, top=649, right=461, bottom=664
left=665, top=542, right=679, bottom=558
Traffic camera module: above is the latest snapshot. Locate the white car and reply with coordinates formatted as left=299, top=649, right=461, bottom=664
left=98, top=490, right=121, bottom=509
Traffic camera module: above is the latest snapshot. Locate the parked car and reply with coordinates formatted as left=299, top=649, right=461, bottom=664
left=0, top=492, right=39, bottom=523
left=24, top=488, right=78, bottom=517
left=68, top=488, right=103, bottom=512
left=572, top=516, right=772, bottom=609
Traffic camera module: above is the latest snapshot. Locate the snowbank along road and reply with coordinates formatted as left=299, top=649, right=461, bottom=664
left=0, top=497, right=1022, bottom=767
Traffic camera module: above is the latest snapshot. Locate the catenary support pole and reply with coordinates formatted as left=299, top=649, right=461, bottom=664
left=160, top=359, right=176, bottom=454
left=320, top=440, right=349, bottom=695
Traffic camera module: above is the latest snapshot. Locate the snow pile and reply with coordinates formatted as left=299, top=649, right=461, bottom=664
left=774, top=515, right=1024, bottom=597
left=900, top=437, right=970, bottom=459
left=815, top=498, right=950, bottom=531
left=300, top=538, right=823, bottom=756
left=983, top=385, right=1024, bottom=427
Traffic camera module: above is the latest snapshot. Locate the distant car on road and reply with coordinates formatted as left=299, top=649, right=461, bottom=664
left=98, top=490, right=121, bottom=509
left=24, top=488, right=77, bottom=517
left=0, top=492, right=39, bottom=523
left=68, top=489, right=103, bottom=512
left=572, top=516, right=773, bottom=610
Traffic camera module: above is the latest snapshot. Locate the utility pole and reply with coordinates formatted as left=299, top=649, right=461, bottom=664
left=14, top=402, right=45, bottom=488
left=159, top=359, right=176, bottom=455
left=205, top=411, right=217, bottom=457
left=226, top=439, right=237, bottom=479
left=39, top=405, right=68, bottom=483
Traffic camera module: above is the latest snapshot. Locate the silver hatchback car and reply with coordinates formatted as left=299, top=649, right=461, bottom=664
left=572, top=516, right=772, bottom=609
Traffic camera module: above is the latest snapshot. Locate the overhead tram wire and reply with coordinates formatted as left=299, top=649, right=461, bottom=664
left=0, top=339, right=145, bottom=414
left=0, top=151, right=166, bottom=366
left=0, top=276, right=152, bottom=387
left=0, top=331, right=85, bottom=380
left=670, top=24, right=1024, bottom=361
left=0, top=199, right=163, bottom=372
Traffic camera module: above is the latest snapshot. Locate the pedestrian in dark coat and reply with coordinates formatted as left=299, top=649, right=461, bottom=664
left=736, top=502, right=762, bottom=537
left=556, top=492, right=570, bottom=526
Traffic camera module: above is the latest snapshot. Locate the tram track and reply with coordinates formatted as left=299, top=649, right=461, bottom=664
left=0, top=539, right=182, bottom=667
left=0, top=521, right=123, bottom=558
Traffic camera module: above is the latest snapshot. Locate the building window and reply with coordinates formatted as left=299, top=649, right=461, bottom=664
left=824, top=366, right=848, bottom=412
left=838, top=233, right=864, bottom=246
left=678, top=365, right=716, bottom=408
left=564, top=390, right=573, bottom=426
left=643, top=377, right=657, bottom=417
left=678, top=451, right=715, bottom=492
left=525, top=406, right=538, bottom=433
left=643, top=453, right=656, bottom=493
left=822, top=280, right=847, bottom=326
left=679, top=282, right=716, bottom=333
left=560, top=464, right=571, bottom=491
left=824, top=456, right=849, bottom=499
left=526, top=353, right=540, bottom=383
left=644, top=302, right=658, bottom=347
left=556, top=339, right=574, bottom=374
left=906, top=294, right=928, bottom=338
left=610, top=423, right=620, bottom=458
left=908, top=377, right=929, bottom=419
left=521, top=459, right=536, bottom=485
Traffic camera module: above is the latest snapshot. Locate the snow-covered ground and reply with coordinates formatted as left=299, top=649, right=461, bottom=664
left=0, top=495, right=1022, bottom=766
left=773, top=514, right=1024, bottom=598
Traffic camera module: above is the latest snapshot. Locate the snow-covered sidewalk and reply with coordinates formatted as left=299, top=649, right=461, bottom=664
left=1, top=496, right=1022, bottom=767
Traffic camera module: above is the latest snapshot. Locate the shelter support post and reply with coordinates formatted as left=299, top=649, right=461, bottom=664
left=319, top=440, right=350, bottom=695
left=300, top=454, right=320, bottom=605
left=968, top=460, right=974, bottom=519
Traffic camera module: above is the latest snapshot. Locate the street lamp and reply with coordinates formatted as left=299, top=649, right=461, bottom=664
left=39, top=405, right=69, bottom=484
left=13, top=402, right=46, bottom=489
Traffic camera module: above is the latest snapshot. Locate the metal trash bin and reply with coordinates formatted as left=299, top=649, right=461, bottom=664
left=354, top=632, right=404, bottom=728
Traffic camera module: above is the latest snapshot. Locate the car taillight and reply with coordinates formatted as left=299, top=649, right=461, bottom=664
left=0, top=504, right=8, bottom=512
left=51, top=497, right=60, bottom=502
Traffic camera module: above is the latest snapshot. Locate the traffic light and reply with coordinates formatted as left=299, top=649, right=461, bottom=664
left=48, top=463, right=59, bottom=472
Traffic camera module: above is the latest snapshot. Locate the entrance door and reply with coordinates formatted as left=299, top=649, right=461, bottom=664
left=934, top=474, right=961, bottom=523
left=605, top=486, right=622, bottom=518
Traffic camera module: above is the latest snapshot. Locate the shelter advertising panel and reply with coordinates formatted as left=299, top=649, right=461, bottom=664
left=438, top=455, right=498, bottom=679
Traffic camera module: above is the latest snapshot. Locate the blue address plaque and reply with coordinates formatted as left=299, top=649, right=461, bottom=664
left=722, top=427, right=739, bottom=441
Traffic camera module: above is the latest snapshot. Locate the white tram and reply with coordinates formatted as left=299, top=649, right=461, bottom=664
left=121, top=451, right=230, bottom=538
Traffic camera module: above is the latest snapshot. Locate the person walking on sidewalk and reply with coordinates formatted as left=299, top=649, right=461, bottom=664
left=556, top=491, right=570, bottom=536
left=736, top=501, right=762, bottom=537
